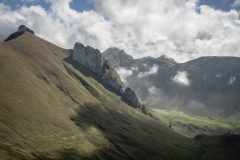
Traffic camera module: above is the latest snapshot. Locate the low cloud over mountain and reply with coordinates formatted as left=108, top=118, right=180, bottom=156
left=172, top=71, right=191, bottom=86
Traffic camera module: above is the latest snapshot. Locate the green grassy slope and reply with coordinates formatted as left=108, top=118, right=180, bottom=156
left=153, top=109, right=233, bottom=138
left=0, top=33, right=203, bottom=160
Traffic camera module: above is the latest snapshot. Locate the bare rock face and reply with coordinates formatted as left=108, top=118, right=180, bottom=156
left=102, top=60, right=125, bottom=94
left=72, top=42, right=125, bottom=94
left=73, top=42, right=103, bottom=75
left=72, top=42, right=142, bottom=108
left=123, top=87, right=142, bottom=109
left=18, top=25, right=35, bottom=34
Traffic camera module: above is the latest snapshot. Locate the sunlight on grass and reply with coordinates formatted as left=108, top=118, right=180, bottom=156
left=153, top=109, right=233, bottom=137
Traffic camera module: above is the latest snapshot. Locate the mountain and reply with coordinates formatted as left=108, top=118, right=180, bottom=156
left=1, top=26, right=240, bottom=160
left=103, top=47, right=177, bottom=69
left=0, top=28, right=198, bottom=160
left=102, top=48, right=240, bottom=135
left=5, top=25, right=35, bottom=42
left=154, top=56, right=240, bottom=116
left=103, top=48, right=240, bottom=116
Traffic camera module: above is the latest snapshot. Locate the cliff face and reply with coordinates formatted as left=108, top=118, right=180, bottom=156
left=72, top=43, right=125, bottom=94
left=72, top=42, right=142, bottom=109
left=123, top=87, right=142, bottom=109
left=73, top=42, right=103, bottom=75
left=102, top=60, right=125, bottom=95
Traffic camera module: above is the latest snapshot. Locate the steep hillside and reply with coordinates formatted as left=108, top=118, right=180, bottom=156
left=0, top=32, right=205, bottom=160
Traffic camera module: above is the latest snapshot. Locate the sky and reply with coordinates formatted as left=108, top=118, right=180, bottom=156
left=1, top=0, right=240, bottom=63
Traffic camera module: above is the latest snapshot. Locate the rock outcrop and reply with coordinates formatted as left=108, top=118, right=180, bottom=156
left=5, top=25, right=34, bottom=42
left=72, top=42, right=125, bottom=94
left=72, top=42, right=142, bottom=109
left=73, top=42, right=103, bottom=75
left=102, top=60, right=125, bottom=95
left=123, top=87, right=142, bottom=109
left=18, top=25, right=35, bottom=34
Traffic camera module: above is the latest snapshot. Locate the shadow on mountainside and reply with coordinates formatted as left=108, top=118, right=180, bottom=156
left=194, top=133, right=240, bottom=160
left=63, top=56, right=141, bottom=110
left=66, top=102, right=202, bottom=160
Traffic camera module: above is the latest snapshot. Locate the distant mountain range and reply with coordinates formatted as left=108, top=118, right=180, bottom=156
left=103, top=48, right=240, bottom=118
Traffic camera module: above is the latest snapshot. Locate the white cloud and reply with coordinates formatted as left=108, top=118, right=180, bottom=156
left=0, top=1, right=113, bottom=50
left=94, top=0, right=240, bottom=62
left=172, top=71, right=190, bottom=86
left=115, top=67, right=132, bottom=84
left=215, top=74, right=222, bottom=78
left=138, top=64, right=159, bottom=78
left=148, top=86, right=162, bottom=98
left=1, top=0, right=240, bottom=62
left=232, top=0, right=240, bottom=7
left=229, top=77, right=236, bottom=84
left=131, top=67, right=138, bottom=71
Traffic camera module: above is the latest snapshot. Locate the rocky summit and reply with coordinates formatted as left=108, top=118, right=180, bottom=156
left=18, top=25, right=35, bottom=34
left=5, top=25, right=34, bottom=42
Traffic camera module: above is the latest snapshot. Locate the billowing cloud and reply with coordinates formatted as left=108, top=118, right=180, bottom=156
left=115, top=67, right=132, bottom=84
left=1, top=0, right=240, bottom=62
left=0, top=1, right=113, bottom=50
left=138, top=64, right=159, bottom=78
left=172, top=71, right=190, bottom=86
left=94, top=0, right=240, bottom=62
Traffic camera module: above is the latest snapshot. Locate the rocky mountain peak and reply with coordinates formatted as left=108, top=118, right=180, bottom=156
left=5, top=25, right=35, bottom=42
left=73, top=42, right=103, bottom=75
left=102, top=47, right=134, bottom=68
left=18, top=25, right=35, bottom=34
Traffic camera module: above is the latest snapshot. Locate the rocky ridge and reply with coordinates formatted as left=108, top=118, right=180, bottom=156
left=72, top=43, right=142, bottom=109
